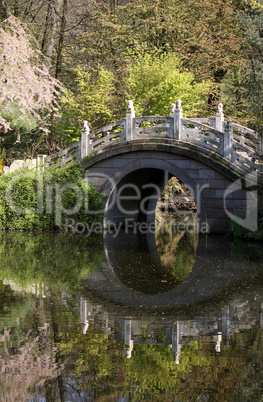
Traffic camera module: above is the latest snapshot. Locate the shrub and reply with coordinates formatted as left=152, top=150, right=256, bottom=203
left=0, top=162, right=104, bottom=231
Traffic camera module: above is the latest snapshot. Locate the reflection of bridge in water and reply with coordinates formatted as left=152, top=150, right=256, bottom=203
left=79, top=290, right=263, bottom=364
left=80, top=231, right=263, bottom=364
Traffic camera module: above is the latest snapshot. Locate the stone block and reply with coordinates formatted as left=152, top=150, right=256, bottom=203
left=202, top=179, right=226, bottom=189
left=205, top=199, right=225, bottom=208
left=96, top=159, right=113, bottom=168
left=171, top=159, right=192, bottom=169
left=225, top=199, right=250, bottom=208
left=131, top=159, right=143, bottom=170
left=199, top=169, right=216, bottom=179
left=200, top=189, right=217, bottom=198
left=215, top=171, right=227, bottom=180
left=141, top=158, right=156, bottom=168
left=215, top=189, right=228, bottom=199
left=184, top=169, right=199, bottom=178
left=206, top=208, right=228, bottom=219
left=113, top=159, right=129, bottom=168
left=190, top=160, right=206, bottom=169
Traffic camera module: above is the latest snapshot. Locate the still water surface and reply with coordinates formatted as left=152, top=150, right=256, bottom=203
left=0, top=226, right=263, bottom=401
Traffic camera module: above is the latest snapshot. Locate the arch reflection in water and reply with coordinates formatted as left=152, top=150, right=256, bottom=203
left=104, top=216, right=198, bottom=295
left=84, top=227, right=259, bottom=310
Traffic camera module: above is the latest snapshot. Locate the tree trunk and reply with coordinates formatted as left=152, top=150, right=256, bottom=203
left=41, top=0, right=52, bottom=53
left=46, top=0, right=63, bottom=61
left=46, top=0, right=67, bottom=154
left=55, top=0, right=67, bottom=79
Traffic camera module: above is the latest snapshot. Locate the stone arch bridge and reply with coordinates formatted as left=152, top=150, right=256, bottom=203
left=48, top=100, right=263, bottom=233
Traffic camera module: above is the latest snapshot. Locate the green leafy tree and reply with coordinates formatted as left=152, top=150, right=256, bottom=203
left=57, top=67, right=116, bottom=143
left=221, top=8, right=263, bottom=133
left=126, top=50, right=212, bottom=116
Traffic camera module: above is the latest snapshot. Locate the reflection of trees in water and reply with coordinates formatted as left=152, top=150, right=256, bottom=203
left=0, top=324, right=61, bottom=401
left=0, top=232, right=104, bottom=294
left=58, top=316, right=261, bottom=401
left=1, top=230, right=263, bottom=399
left=0, top=232, right=104, bottom=400
left=155, top=213, right=198, bottom=281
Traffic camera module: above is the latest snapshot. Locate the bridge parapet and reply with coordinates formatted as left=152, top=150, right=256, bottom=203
left=181, top=118, right=224, bottom=157
left=88, top=119, right=126, bottom=153
left=47, top=100, right=263, bottom=173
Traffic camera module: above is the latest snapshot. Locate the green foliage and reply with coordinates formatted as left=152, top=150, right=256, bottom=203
left=0, top=148, right=5, bottom=174
left=3, top=0, right=263, bottom=159
left=1, top=129, right=52, bottom=167
left=124, top=343, right=179, bottom=398
left=126, top=50, right=212, bottom=116
left=228, top=216, right=263, bottom=241
left=57, top=67, right=116, bottom=143
left=229, top=218, right=249, bottom=239
left=219, top=9, right=263, bottom=132
left=0, top=102, right=38, bottom=134
left=161, top=176, right=187, bottom=203
left=0, top=162, right=104, bottom=230
left=60, top=325, right=124, bottom=380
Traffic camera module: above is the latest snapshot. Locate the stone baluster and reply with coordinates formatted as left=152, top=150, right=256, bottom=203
left=170, top=99, right=183, bottom=140
left=224, top=120, right=233, bottom=161
left=126, top=100, right=135, bottom=141
left=37, top=154, right=47, bottom=172
left=81, top=120, right=90, bottom=158
left=215, top=103, right=224, bottom=132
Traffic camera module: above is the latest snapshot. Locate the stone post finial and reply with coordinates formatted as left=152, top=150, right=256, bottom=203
left=83, top=120, right=90, bottom=133
left=176, top=99, right=182, bottom=110
left=225, top=119, right=232, bottom=132
left=127, top=99, right=135, bottom=113
left=81, top=120, right=90, bottom=158
left=216, top=103, right=224, bottom=132
left=217, top=102, right=223, bottom=115
left=171, top=103, right=176, bottom=114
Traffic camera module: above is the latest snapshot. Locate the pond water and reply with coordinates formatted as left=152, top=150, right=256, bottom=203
left=0, top=223, right=263, bottom=401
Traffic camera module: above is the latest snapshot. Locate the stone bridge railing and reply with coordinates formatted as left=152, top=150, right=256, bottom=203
left=47, top=100, right=263, bottom=173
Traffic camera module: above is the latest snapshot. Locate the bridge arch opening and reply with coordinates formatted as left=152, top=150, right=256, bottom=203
left=105, top=166, right=206, bottom=232
left=104, top=168, right=200, bottom=292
